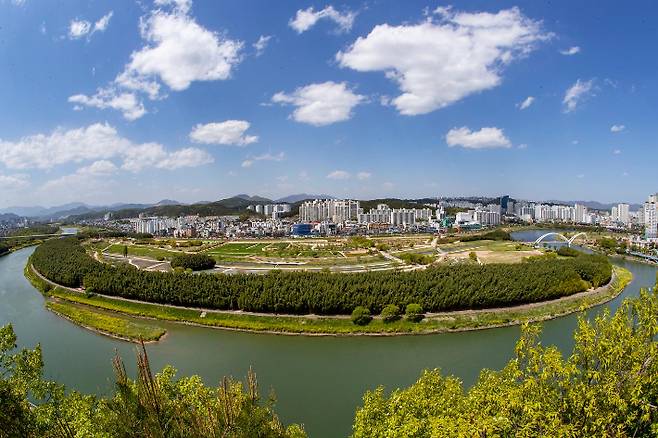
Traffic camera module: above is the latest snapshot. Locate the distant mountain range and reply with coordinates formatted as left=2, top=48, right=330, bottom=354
left=0, top=194, right=642, bottom=221
left=0, top=200, right=183, bottom=220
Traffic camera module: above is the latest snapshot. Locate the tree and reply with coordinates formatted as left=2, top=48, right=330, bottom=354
left=122, top=245, right=128, bottom=258
left=352, top=288, right=658, bottom=437
left=469, top=251, right=478, bottom=262
left=405, top=304, right=424, bottom=322
left=380, top=304, right=401, bottom=323
left=0, top=326, right=306, bottom=437
left=351, top=307, right=372, bottom=326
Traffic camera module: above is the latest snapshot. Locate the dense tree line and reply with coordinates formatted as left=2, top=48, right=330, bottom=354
left=170, top=253, right=217, bottom=271
left=460, top=229, right=511, bottom=241
left=32, top=238, right=612, bottom=315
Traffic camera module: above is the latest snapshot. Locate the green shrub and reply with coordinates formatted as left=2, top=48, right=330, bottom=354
left=351, top=306, right=372, bottom=326
left=557, top=246, right=581, bottom=257
left=170, top=253, right=216, bottom=271
left=406, top=303, right=424, bottom=322
left=380, top=304, right=401, bottom=323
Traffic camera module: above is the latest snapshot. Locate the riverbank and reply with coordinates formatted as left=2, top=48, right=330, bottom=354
left=26, top=261, right=632, bottom=337
left=46, top=300, right=166, bottom=343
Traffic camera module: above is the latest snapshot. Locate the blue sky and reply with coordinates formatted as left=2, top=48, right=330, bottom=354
left=0, top=0, right=656, bottom=207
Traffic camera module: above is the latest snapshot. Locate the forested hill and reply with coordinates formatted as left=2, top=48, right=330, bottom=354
left=69, top=196, right=271, bottom=220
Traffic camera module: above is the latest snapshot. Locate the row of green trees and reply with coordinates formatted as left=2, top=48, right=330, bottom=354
left=32, top=238, right=612, bottom=315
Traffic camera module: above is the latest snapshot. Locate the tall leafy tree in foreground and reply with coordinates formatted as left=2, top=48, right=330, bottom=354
left=0, top=329, right=305, bottom=437
left=352, top=287, right=658, bottom=437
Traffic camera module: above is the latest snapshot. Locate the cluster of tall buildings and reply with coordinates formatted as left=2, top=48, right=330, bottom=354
left=299, top=199, right=360, bottom=223
left=246, top=203, right=291, bottom=220
left=298, top=199, right=435, bottom=227
left=358, top=204, right=433, bottom=226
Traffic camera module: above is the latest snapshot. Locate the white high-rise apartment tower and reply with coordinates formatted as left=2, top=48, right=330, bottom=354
left=645, top=194, right=658, bottom=238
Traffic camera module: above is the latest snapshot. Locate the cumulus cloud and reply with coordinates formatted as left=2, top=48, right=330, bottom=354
left=337, top=6, right=549, bottom=115
left=563, top=79, right=594, bottom=112
left=189, top=120, right=258, bottom=146
left=70, top=2, right=242, bottom=119
left=0, top=123, right=212, bottom=172
left=610, top=124, right=625, bottom=133
left=68, top=11, right=113, bottom=40
left=124, top=8, right=242, bottom=91
left=289, top=6, right=355, bottom=34
left=517, top=96, right=534, bottom=110
left=445, top=126, right=512, bottom=149
left=68, top=89, right=146, bottom=121
left=253, top=35, right=272, bottom=56
left=272, top=81, right=364, bottom=126
left=357, top=171, right=371, bottom=180
left=327, top=170, right=350, bottom=180
left=559, top=46, right=580, bottom=55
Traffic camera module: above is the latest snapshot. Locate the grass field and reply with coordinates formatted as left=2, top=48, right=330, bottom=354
left=105, top=244, right=180, bottom=260
left=46, top=300, right=166, bottom=342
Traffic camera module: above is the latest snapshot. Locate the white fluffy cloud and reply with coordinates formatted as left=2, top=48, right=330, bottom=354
left=357, top=171, right=371, bottom=180
left=0, top=123, right=212, bottom=172
left=71, top=2, right=242, bottom=119
left=68, top=89, right=146, bottom=121
left=125, top=9, right=242, bottom=91
left=68, top=11, right=113, bottom=39
left=289, top=6, right=355, bottom=34
left=337, top=7, right=548, bottom=115
left=327, top=170, right=350, bottom=180
left=559, top=46, right=580, bottom=55
left=253, top=35, right=272, bottom=56
left=190, top=120, right=258, bottom=146
left=610, top=124, right=625, bottom=133
left=445, top=126, right=512, bottom=149
left=272, top=81, right=364, bottom=126
left=518, top=96, right=534, bottom=110
left=563, top=79, right=594, bottom=112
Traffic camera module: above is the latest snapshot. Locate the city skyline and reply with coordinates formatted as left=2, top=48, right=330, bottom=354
left=2, top=0, right=657, bottom=207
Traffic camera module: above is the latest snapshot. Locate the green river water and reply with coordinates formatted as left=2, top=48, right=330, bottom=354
left=0, top=230, right=655, bottom=437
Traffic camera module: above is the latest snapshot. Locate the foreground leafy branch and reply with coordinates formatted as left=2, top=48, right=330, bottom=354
left=353, top=286, right=658, bottom=437
left=0, top=328, right=305, bottom=438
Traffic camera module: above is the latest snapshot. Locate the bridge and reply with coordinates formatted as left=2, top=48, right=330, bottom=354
left=533, top=232, right=587, bottom=248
